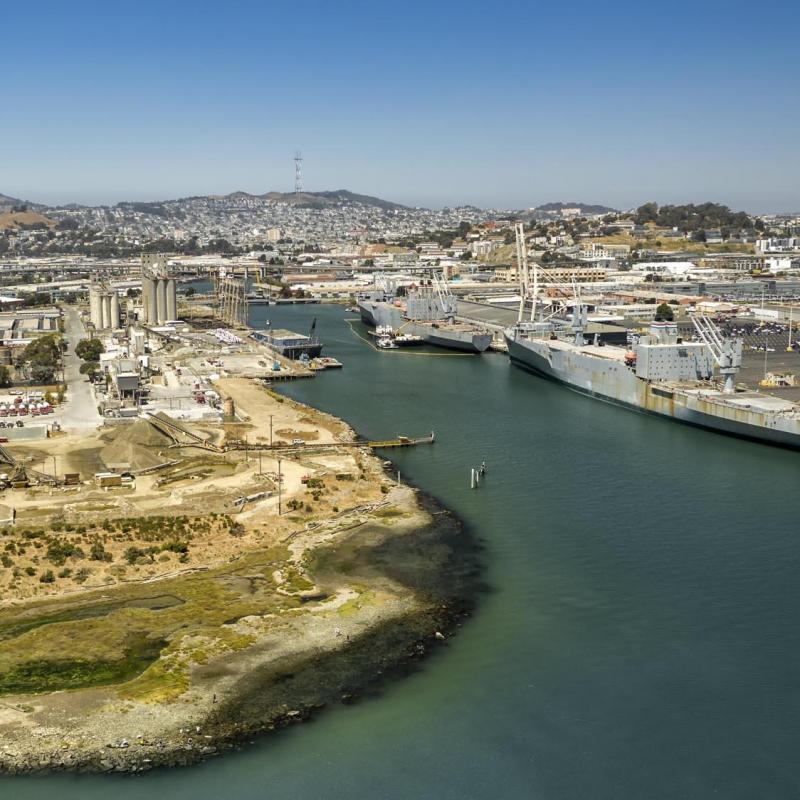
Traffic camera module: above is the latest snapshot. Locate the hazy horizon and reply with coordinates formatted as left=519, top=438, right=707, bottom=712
left=4, top=187, right=799, bottom=217
left=2, top=0, right=798, bottom=215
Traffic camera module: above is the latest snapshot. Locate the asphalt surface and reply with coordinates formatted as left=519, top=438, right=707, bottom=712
left=59, top=307, right=102, bottom=432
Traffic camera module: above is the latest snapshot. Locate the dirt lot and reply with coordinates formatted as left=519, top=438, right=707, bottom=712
left=0, top=378, right=383, bottom=603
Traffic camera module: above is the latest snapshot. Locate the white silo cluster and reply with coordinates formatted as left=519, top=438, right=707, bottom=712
left=141, top=254, right=177, bottom=325
left=89, top=285, right=121, bottom=330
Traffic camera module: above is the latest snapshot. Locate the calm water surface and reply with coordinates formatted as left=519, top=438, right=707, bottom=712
left=5, top=304, right=800, bottom=799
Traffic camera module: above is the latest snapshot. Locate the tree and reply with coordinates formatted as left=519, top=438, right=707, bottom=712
left=635, top=202, right=659, bottom=224
left=18, top=334, right=62, bottom=384
left=0, top=366, right=11, bottom=388
left=460, top=250, right=473, bottom=261
left=75, top=338, right=104, bottom=362
left=31, top=364, right=56, bottom=384
left=185, top=287, right=196, bottom=297
left=79, top=361, right=99, bottom=377
left=655, top=302, right=674, bottom=321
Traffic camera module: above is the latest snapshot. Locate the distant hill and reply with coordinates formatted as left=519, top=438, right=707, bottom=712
left=0, top=193, right=29, bottom=210
left=534, top=201, right=618, bottom=216
left=112, top=189, right=409, bottom=216
left=0, top=210, right=56, bottom=230
left=259, top=189, right=407, bottom=211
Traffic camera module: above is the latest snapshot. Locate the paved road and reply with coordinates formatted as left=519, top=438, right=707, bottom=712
left=59, top=306, right=102, bottom=432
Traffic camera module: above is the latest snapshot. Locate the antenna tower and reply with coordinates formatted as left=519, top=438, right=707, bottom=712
left=294, top=150, right=303, bottom=194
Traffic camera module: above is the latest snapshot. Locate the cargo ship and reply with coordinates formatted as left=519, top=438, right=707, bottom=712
left=358, top=276, right=492, bottom=353
left=505, top=310, right=800, bottom=449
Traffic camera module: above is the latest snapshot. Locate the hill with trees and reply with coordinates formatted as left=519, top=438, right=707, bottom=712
left=633, top=202, right=759, bottom=236
left=534, top=201, right=618, bottom=216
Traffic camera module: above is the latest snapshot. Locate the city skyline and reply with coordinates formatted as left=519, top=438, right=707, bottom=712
left=2, top=0, right=798, bottom=213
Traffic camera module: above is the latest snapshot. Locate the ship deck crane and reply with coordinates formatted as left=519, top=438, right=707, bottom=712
left=514, top=222, right=532, bottom=322
left=692, top=314, right=743, bottom=394
left=515, top=222, right=587, bottom=325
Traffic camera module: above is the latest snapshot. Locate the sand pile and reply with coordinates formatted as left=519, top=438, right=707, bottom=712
left=112, top=419, right=173, bottom=449
left=100, top=420, right=173, bottom=471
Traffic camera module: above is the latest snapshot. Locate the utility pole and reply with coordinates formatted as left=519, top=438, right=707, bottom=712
left=277, top=457, right=282, bottom=515
left=270, top=414, right=273, bottom=447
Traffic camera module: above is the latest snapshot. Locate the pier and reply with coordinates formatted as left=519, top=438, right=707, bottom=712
left=223, top=432, right=435, bottom=453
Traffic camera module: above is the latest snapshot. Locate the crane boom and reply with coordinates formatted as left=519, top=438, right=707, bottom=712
left=692, top=314, right=742, bottom=393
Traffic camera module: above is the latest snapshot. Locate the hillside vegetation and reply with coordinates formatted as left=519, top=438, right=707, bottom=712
left=0, top=210, right=56, bottom=230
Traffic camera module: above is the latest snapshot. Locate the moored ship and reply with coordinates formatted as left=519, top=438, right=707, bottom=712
left=358, top=275, right=492, bottom=353
left=505, top=311, right=800, bottom=449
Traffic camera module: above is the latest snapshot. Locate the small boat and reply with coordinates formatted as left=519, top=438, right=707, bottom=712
left=376, top=336, right=398, bottom=349
left=393, top=333, right=425, bottom=347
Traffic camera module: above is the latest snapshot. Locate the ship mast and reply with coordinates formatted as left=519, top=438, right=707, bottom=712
left=515, top=222, right=529, bottom=323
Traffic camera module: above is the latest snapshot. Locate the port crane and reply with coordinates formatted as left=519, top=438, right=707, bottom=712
left=514, top=222, right=585, bottom=328
left=431, top=271, right=457, bottom=318
left=692, top=314, right=743, bottom=394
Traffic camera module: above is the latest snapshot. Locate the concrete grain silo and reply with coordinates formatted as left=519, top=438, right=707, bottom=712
left=89, top=287, right=103, bottom=328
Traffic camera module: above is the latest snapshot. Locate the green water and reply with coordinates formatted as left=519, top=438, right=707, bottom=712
left=6, top=304, right=800, bottom=799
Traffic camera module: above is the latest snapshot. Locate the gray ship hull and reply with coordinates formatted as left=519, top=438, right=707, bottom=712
left=359, top=300, right=491, bottom=353
left=506, top=331, right=800, bottom=450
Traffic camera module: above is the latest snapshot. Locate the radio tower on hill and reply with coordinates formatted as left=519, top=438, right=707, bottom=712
left=294, top=150, right=303, bottom=194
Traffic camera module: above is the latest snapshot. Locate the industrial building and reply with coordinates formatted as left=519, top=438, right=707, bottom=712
left=141, top=253, right=178, bottom=326
left=89, top=285, right=121, bottom=330
left=0, top=309, right=61, bottom=346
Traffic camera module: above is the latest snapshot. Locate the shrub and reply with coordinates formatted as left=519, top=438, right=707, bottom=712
left=46, top=541, right=85, bottom=566
left=39, top=570, right=55, bottom=583
left=74, top=568, right=90, bottom=584
left=90, top=541, right=112, bottom=562
left=161, top=540, right=189, bottom=554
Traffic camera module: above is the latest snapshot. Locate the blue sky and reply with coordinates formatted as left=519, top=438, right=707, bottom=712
left=2, top=0, right=798, bottom=211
